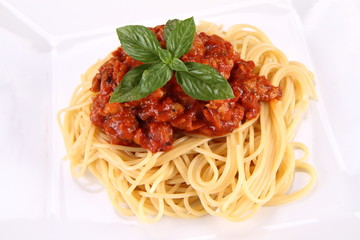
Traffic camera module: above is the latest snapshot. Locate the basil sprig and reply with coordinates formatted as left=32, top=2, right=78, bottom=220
left=116, top=25, right=162, bottom=63
left=176, top=62, right=235, bottom=100
left=110, top=17, right=235, bottom=103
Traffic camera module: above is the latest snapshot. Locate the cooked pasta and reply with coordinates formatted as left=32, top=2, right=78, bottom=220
left=58, top=21, right=316, bottom=223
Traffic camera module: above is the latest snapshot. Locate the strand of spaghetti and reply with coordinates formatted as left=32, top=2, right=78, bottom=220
left=75, top=123, right=96, bottom=176
left=156, top=137, right=211, bottom=166
left=238, top=35, right=262, bottom=60
left=273, top=145, right=295, bottom=195
left=149, top=161, right=173, bottom=193
left=137, top=194, right=164, bottom=223
left=243, top=124, right=266, bottom=162
left=126, top=152, right=161, bottom=194
left=246, top=43, right=288, bottom=65
left=266, top=161, right=316, bottom=206
left=159, top=183, right=196, bottom=218
left=289, top=142, right=310, bottom=162
left=183, top=193, right=207, bottom=216
left=188, top=135, right=237, bottom=193
left=193, top=146, right=227, bottom=161
left=242, top=103, right=279, bottom=204
left=172, top=157, right=190, bottom=184
left=138, top=189, right=197, bottom=199
left=106, top=164, right=135, bottom=216
left=226, top=24, right=272, bottom=44
left=222, top=138, right=245, bottom=210
left=93, top=143, right=147, bottom=152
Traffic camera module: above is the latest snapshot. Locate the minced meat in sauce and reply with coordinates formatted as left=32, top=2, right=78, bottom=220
left=90, top=25, right=281, bottom=152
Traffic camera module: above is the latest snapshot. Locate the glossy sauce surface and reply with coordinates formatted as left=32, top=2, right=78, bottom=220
left=90, top=25, right=281, bottom=152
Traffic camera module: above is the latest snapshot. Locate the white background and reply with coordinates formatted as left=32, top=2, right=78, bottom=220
left=0, top=0, right=359, bottom=239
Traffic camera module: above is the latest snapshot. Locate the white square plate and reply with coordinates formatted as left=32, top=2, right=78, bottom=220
left=1, top=1, right=359, bottom=239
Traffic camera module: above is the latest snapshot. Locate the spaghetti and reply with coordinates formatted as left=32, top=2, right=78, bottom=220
left=58, top=21, right=316, bottom=223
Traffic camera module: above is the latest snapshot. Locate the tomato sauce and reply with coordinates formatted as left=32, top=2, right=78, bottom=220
left=90, top=25, right=281, bottom=152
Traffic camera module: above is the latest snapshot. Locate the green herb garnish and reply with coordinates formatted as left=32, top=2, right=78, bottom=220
left=110, top=17, right=235, bottom=102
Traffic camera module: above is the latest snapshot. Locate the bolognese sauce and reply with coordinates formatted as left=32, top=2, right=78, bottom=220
left=90, top=25, right=281, bottom=152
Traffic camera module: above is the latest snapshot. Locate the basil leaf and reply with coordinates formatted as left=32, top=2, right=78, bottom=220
left=166, top=17, right=196, bottom=58
left=175, top=62, right=235, bottom=101
left=164, top=19, right=180, bottom=41
left=158, top=48, right=172, bottom=64
left=110, top=86, right=148, bottom=103
left=116, top=64, right=151, bottom=95
left=140, top=62, right=172, bottom=93
left=116, top=25, right=162, bottom=63
left=168, top=58, right=188, bottom=72
left=110, top=64, right=151, bottom=102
